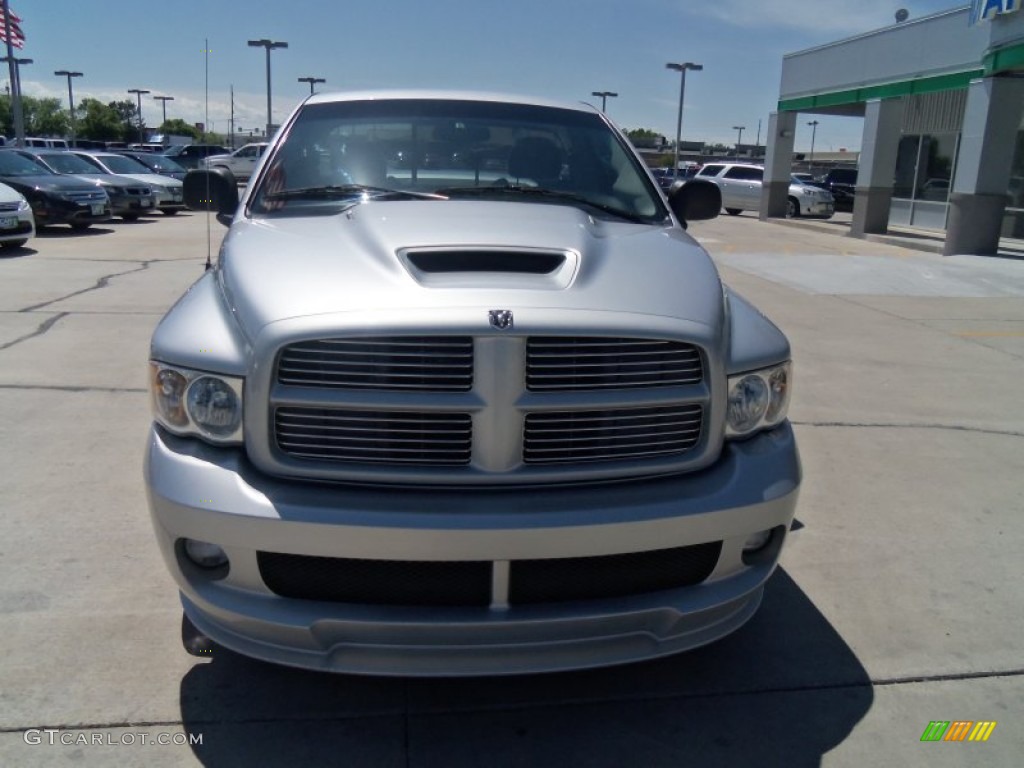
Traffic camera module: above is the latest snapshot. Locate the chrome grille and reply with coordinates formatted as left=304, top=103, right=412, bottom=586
left=523, top=405, right=703, bottom=464
left=275, top=407, right=472, bottom=466
left=0, top=202, right=20, bottom=212
left=277, top=336, right=473, bottom=391
left=65, top=190, right=106, bottom=202
left=527, top=337, right=703, bottom=391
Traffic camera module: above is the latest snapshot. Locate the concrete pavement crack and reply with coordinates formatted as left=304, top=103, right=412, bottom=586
left=791, top=420, right=1024, bottom=439
left=2, top=666, right=1022, bottom=731
left=19, top=260, right=156, bottom=313
left=0, top=383, right=147, bottom=393
left=0, top=313, right=69, bottom=351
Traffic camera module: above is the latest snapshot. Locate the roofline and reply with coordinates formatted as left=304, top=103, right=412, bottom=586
left=302, top=89, right=601, bottom=114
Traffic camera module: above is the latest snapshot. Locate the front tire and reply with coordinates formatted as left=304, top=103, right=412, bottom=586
left=725, top=208, right=742, bottom=216
left=69, top=222, right=92, bottom=231
left=786, top=198, right=799, bottom=218
left=0, top=238, right=27, bottom=248
left=161, top=209, right=179, bottom=216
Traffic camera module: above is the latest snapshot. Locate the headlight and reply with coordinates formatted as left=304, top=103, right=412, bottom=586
left=726, top=362, right=791, bottom=439
left=149, top=362, right=244, bottom=444
left=17, top=197, right=30, bottom=211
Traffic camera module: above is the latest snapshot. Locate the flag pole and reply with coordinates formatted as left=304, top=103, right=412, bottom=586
left=1, top=0, right=25, bottom=145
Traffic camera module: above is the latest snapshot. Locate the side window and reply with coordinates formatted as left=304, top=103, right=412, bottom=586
left=723, top=166, right=763, bottom=181
left=238, top=146, right=255, bottom=158
left=698, top=164, right=724, bottom=177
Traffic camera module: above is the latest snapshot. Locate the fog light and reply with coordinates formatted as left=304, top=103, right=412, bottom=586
left=742, top=529, right=772, bottom=554
left=184, top=539, right=228, bottom=569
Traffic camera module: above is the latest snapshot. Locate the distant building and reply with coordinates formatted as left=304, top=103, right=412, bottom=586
left=764, top=4, right=1024, bottom=254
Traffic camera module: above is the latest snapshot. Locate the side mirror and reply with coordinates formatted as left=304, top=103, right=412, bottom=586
left=668, top=179, right=721, bottom=224
left=183, top=168, right=239, bottom=225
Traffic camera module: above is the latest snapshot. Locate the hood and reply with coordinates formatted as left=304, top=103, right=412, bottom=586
left=0, top=181, right=24, bottom=204
left=118, top=173, right=183, bottom=189
left=0, top=173, right=101, bottom=194
left=219, top=200, right=723, bottom=339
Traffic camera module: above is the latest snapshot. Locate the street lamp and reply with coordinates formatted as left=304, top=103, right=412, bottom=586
left=248, top=39, right=288, bottom=138
left=127, top=88, right=150, bottom=143
left=298, top=76, right=325, bottom=95
left=732, top=125, right=745, bottom=154
left=153, top=95, right=174, bottom=128
left=591, top=90, right=618, bottom=113
left=807, top=120, right=820, bottom=165
left=2, top=57, right=31, bottom=145
left=666, top=61, right=703, bottom=180
left=54, top=70, right=83, bottom=145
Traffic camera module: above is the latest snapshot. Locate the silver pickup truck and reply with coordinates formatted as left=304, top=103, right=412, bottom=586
left=145, top=91, right=801, bottom=676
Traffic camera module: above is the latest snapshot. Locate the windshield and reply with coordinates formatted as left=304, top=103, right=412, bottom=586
left=250, top=99, right=666, bottom=222
left=42, top=152, right=104, bottom=174
left=0, top=151, right=54, bottom=176
left=97, top=154, right=151, bottom=174
left=134, top=154, right=185, bottom=173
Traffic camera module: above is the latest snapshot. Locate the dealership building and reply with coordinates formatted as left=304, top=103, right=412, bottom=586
left=761, top=2, right=1024, bottom=255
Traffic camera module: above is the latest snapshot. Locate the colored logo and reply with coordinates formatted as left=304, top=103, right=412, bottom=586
left=920, top=721, right=997, bottom=742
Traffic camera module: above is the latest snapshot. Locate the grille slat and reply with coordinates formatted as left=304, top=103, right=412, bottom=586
left=275, top=407, right=471, bottom=466
left=524, top=405, right=703, bottom=465
left=527, top=336, right=703, bottom=391
left=278, top=336, right=473, bottom=392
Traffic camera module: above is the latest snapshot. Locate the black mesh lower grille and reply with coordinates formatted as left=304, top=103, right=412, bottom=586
left=508, top=542, right=722, bottom=605
left=256, top=553, right=491, bottom=607
left=257, top=543, right=722, bottom=607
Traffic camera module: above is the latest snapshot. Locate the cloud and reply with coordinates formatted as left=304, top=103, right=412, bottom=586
left=687, top=0, right=939, bottom=36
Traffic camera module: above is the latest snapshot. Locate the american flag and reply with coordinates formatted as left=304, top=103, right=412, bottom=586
left=0, top=5, right=24, bottom=50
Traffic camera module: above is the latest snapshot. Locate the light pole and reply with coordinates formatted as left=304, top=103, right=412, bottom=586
left=248, top=39, right=288, bottom=138
left=127, top=88, right=150, bottom=143
left=2, top=56, right=30, bottom=145
left=54, top=70, right=83, bottom=145
left=666, top=61, right=703, bottom=180
left=153, top=95, right=174, bottom=128
left=807, top=120, right=820, bottom=166
left=298, top=76, right=325, bottom=95
left=591, top=90, right=617, bottom=113
left=732, top=125, right=745, bottom=155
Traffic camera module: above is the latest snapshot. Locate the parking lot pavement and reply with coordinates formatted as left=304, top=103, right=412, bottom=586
left=1, top=212, right=1022, bottom=766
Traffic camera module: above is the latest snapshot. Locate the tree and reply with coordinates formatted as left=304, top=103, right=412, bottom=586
left=76, top=98, right=128, bottom=142
left=157, top=118, right=199, bottom=140
left=23, top=97, right=69, bottom=137
left=625, top=128, right=664, bottom=150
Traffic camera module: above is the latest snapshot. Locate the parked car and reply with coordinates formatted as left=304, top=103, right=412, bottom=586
left=695, top=162, right=834, bottom=218
left=114, top=150, right=187, bottom=181
left=146, top=90, right=800, bottom=676
left=648, top=166, right=696, bottom=191
left=70, top=151, right=184, bottom=215
left=201, top=142, right=269, bottom=182
left=14, top=148, right=156, bottom=221
left=0, top=149, right=110, bottom=229
left=818, top=167, right=857, bottom=211
left=0, top=180, right=35, bottom=248
left=22, top=137, right=70, bottom=150
left=161, top=144, right=230, bottom=170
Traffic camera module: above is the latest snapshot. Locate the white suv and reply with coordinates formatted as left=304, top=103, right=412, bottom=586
left=696, top=162, right=834, bottom=218
left=202, top=142, right=269, bottom=182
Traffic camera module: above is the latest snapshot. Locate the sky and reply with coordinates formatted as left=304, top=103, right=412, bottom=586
left=10, top=0, right=963, bottom=151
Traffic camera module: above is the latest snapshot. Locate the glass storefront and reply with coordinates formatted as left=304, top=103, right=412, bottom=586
left=889, top=132, right=959, bottom=231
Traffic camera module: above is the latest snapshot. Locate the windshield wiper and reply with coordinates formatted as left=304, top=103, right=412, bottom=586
left=262, top=184, right=446, bottom=202
left=436, top=185, right=648, bottom=223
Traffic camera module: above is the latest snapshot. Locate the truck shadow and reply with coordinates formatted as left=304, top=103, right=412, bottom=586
left=179, top=568, right=871, bottom=768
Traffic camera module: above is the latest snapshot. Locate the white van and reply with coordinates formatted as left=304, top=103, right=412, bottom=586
left=23, top=137, right=70, bottom=150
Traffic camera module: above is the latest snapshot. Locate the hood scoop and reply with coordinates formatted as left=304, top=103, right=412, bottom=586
left=399, top=247, right=579, bottom=290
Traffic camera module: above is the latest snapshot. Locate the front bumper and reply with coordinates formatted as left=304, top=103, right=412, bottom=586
left=144, top=423, right=801, bottom=676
